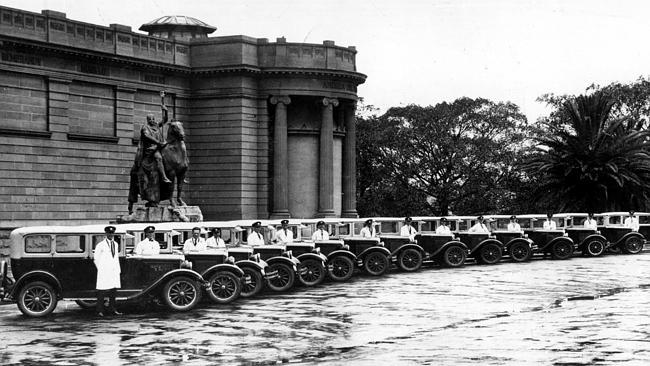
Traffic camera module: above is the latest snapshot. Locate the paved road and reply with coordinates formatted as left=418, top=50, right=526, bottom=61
left=1, top=252, right=649, bottom=365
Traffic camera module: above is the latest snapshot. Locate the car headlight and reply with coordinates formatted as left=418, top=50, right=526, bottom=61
left=285, top=250, right=293, bottom=258
left=251, top=253, right=261, bottom=262
left=342, top=244, right=350, bottom=250
left=226, top=256, right=235, bottom=264
left=313, top=247, right=321, bottom=254
left=563, top=232, right=568, bottom=237
left=524, top=234, right=528, bottom=238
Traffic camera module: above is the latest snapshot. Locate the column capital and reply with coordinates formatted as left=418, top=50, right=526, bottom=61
left=321, top=97, right=339, bottom=108
left=270, top=95, right=291, bottom=105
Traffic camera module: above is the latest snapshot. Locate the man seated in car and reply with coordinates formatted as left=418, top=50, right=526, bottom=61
left=134, top=225, right=161, bottom=255
left=624, top=211, right=640, bottom=231
left=247, top=221, right=266, bottom=246
left=275, top=219, right=294, bottom=244
left=311, top=221, right=330, bottom=241
left=206, top=228, right=226, bottom=249
left=360, top=219, right=377, bottom=238
left=542, top=213, right=557, bottom=230
left=436, top=218, right=452, bottom=234
left=507, top=215, right=522, bottom=231
left=400, top=217, right=418, bottom=241
left=183, top=227, right=207, bottom=253
left=583, top=213, right=598, bottom=230
left=468, top=216, right=489, bottom=233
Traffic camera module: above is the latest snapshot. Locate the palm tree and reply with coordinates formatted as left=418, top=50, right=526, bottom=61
left=525, top=91, right=650, bottom=212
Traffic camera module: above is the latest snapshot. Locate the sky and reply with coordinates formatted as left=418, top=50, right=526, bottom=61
left=5, top=0, right=650, bottom=122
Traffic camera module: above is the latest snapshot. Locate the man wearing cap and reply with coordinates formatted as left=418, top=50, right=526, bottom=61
left=436, top=218, right=452, bottom=234
left=275, top=220, right=294, bottom=244
left=543, top=213, right=557, bottom=230
left=247, top=222, right=266, bottom=246
left=400, top=217, right=418, bottom=241
left=507, top=216, right=522, bottom=231
left=360, top=219, right=376, bottom=238
left=183, top=227, right=207, bottom=253
left=311, top=221, right=330, bottom=241
left=94, top=226, right=122, bottom=317
left=583, top=213, right=598, bottom=230
left=624, top=211, right=639, bottom=231
left=134, top=226, right=161, bottom=255
left=206, top=228, right=226, bottom=248
left=469, top=216, right=489, bottom=233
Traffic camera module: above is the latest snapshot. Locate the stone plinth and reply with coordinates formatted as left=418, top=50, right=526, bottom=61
left=116, top=204, right=203, bottom=223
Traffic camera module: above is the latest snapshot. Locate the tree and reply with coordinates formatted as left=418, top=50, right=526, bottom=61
left=524, top=91, right=650, bottom=212
left=356, top=97, right=530, bottom=216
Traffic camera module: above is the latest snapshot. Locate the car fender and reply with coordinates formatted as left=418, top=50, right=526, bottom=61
left=297, top=252, right=327, bottom=264
left=505, top=238, right=533, bottom=252
left=539, top=236, right=574, bottom=252
left=357, top=246, right=392, bottom=260
left=235, top=259, right=266, bottom=273
left=326, top=250, right=357, bottom=262
left=469, top=239, right=504, bottom=255
left=578, top=233, right=607, bottom=249
left=266, top=256, right=299, bottom=272
left=614, top=232, right=645, bottom=247
left=9, top=270, right=62, bottom=300
left=133, top=269, right=205, bottom=300
left=430, top=241, right=469, bottom=257
left=389, top=243, right=424, bottom=257
left=201, top=263, right=245, bottom=279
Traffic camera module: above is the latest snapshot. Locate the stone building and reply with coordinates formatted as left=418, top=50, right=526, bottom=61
left=0, top=6, right=366, bottom=229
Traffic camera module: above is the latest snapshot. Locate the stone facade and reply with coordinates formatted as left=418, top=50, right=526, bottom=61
left=0, top=6, right=365, bottom=229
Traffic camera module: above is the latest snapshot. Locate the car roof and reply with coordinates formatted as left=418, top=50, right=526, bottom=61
left=11, top=224, right=128, bottom=236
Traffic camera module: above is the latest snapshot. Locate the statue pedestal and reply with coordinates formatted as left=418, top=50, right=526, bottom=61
left=116, top=204, right=203, bottom=223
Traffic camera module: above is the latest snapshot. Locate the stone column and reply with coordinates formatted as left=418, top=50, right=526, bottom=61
left=270, top=96, right=291, bottom=218
left=317, top=97, right=339, bottom=217
left=342, top=102, right=358, bottom=217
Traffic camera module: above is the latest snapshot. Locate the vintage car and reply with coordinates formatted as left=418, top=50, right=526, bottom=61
left=438, top=216, right=503, bottom=265
left=597, top=212, right=645, bottom=254
left=299, top=218, right=359, bottom=281
left=0, top=225, right=205, bottom=317
left=366, top=217, right=425, bottom=272
left=118, top=223, right=247, bottom=304
left=517, top=214, right=575, bottom=260
left=487, top=215, right=536, bottom=262
left=553, top=213, right=608, bottom=257
left=342, top=237, right=392, bottom=276
left=414, top=233, right=468, bottom=267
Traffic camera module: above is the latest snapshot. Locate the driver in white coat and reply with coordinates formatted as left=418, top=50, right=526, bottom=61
left=469, top=216, right=489, bottom=233
left=134, top=225, right=160, bottom=255
left=360, top=219, right=376, bottom=238
left=247, top=221, right=266, bottom=246
left=311, top=221, right=330, bottom=241
left=624, top=211, right=640, bottom=231
left=583, top=213, right=598, bottom=230
left=94, top=226, right=122, bottom=317
left=275, top=220, right=294, bottom=244
left=400, top=217, right=417, bottom=241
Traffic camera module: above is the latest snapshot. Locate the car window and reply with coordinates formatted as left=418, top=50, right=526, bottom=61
left=55, top=235, right=86, bottom=253
left=354, top=222, right=363, bottom=235
left=338, top=225, right=349, bottom=236
left=381, top=222, right=396, bottom=234
left=25, top=235, right=51, bottom=253
left=420, top=221, right=434, bottom=232
left=301, top=226, right=313, bottom=239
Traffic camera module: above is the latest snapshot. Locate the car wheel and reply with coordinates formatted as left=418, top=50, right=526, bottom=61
left=478, top=243, right=502, bottom=265
left=162, top=276, right=201, bottom=311
left=328, top=256, right=355, bottom=282
left=75, top=299, right=99, bottom=309
left=298, top=258, right=326, bottom=286
left=509, top=242, right=531, bottom=262
left=441, top=245, right=466, bottom=267
left=398, top=248, right=423, bottom=272
left=240, top=267, right=263, bottom=298
left=207, top=271, right=241, bottom=304
left=17, top=281, right=58, bottom=317
left=267, top=262, right=295, bottom=292
left=583, top=239, right=606, bottom=257
left=551, top=241, right=573, bottom=260
left=363, top=252, right=389, bottom=276
left=622, top=236, right=644, bottom=254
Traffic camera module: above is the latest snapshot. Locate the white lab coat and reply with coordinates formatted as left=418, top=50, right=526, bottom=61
left=311, top=229, right=330, bottom=241
left=469, top=223, right=489, bottom=233
left=247, top=231, right=266, bottom=246
left=134, top=238, right=160, bottom=255
left=183, top=237, right=207, bottom=253
left=94, top=238, right=121, bottom=290
left=206, top=236, right=226, bottom=248
left=624, top=216, right=639, bottom=231
left=275, top=228, right=294, bottom=244
left=360, top=227, right=376, bottom=238
left=542, top=220, right=557, bottom=230
left=400, top=225, right=417, bottom=238
left=507, top=222, right=521, bottom=231
left=436, top=225, right=452, bottom=235
left=583, top=218, right=598, bottom=230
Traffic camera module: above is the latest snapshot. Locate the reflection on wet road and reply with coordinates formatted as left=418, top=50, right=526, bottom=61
left=1, top=253, right=650, bottom=365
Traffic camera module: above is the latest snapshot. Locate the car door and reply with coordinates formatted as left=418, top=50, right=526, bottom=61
left=51, top=234, right=96, bottom=298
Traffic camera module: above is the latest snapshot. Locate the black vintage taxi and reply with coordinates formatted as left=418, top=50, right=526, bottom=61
left=0, top=225, right=205, bottom=317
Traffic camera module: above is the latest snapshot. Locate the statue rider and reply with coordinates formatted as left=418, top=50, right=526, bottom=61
left=136, top=91, right=172, bottom=184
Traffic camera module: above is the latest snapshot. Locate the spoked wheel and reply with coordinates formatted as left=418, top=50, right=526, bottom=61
left=622, top=236, right=644, bottom=254
left=509, top=242, right=532, bottom=262
left=328, top=256, right=355, bottom=282
left=207, top=271, right=241, bottom=304
left=162, top=276, right=201, bottom=311
left=477, top=243, right=502, bottom=265
left=298, top=259, right=327, bottom=286
left=441, top=245, right=466, bottom=267
left=551, top=241, right=573, bottom=260
left=240, top=267, right=263, bottom=298
left=17, top=281, right=58, bottom=317
left=398, top=248, right=423, bottom=272
left=583, top=239, right=606, bottom=257
left=363, top=252, right=389, bottom=276
left=267, top=263, right=295, bottom=292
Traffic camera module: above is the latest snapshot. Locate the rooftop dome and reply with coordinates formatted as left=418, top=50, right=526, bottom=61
left=140, top=16, right=216, bottom=39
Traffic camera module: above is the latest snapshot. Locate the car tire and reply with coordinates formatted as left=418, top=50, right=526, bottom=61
left=477, top=243, right=502, bottom=265
left=441, top=245, right=466, bottom=267
left=206, top=271, right=241, bottom=304
left=17, top=281, right=58, bottom=317
left=240, top=267, right=263, bottom=298
left=551, top=241, right=573, bottom=260
left=622, top=236, right=644, bottom=254
left=583, top=239, right=606, bottom=257
left=363, top=252, right=389, bottom=276
left=162, top=276, right=201, bottom=311
left=509, top=242, right=531, bottom=262
left=298, top=258, right=327, bottom=286
left=398, top=248, right=423, bottom=272
left=267, top=262, right=295, bottom=292
left=328, top=256, right=355, bottom=282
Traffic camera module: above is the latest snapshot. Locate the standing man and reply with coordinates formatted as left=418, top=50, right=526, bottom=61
left=183, top=227, right=207, bottom=253
left=507, top=215, right=522, bottom=231
left=94, top=226, right=122, bottom=317
left=583, top=213, right=598, bottom=230
left=436, top=218, right=452, bottom=234
left=247, top=221, right=266, bottom=246
left=275, top=220, right=294, bottom=244
left=400, top=217, right=418, bottom=241
left=206, top=228, right=226, bottom=248
left=134, top=226, right=160, bottom=255
left=624, top=211, right=639, bottom=231
left=311, top=221, right=330, bottom=241
left=360, top=219, right=376, bottom=238
left=469, top=216, right=489, bottom=233
left=543, top=213, right=557, bottom=230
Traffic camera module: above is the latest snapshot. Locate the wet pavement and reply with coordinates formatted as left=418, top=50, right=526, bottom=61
left=1, top=251, right=650, bottom=365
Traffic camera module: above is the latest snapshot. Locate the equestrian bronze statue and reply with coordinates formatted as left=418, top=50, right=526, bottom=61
left=128, top=91, right=189, bottom=213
